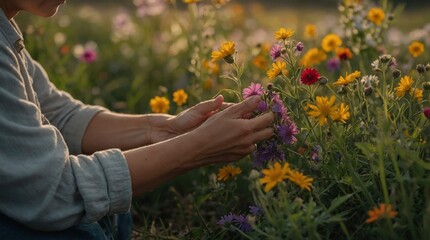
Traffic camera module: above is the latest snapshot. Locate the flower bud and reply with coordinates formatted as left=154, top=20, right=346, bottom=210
left=281, top=48, right=287, bottom=54
left=337, top=86, right=348, bottom=95
left=364, top=86, right=373, bottom=96
left=423, top=82, right=430, bottom=91
left=392, top=69, right=401, bottom=78
left=318, top=76, right=328, bottom=85
left=248, top=169, right=262, bottom=181
left=223, top=55, right=234, bottom=64
left=424, top=107, right=430, bottom=120
left=416, top=64, right=426, bottom=74
left=379, top=54, right=392, bottom=64
left=267, top=83, right=273, bottom=91
left=388, top=14, right=394, bottom=21
left=426, top=63, right=430, bottom=72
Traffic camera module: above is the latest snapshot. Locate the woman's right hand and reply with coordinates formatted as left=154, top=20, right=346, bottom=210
left=189, top=95, right=275, bottom=166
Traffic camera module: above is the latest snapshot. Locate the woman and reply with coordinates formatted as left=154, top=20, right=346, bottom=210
left=0, top=0, right=275, bottom=239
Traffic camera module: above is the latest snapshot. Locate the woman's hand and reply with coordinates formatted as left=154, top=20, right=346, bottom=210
left=185, top=95, right=275, bottom=168
left=148, top=95, right=230, bottom=144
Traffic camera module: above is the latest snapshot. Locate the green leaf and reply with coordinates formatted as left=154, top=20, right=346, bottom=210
left=327, top=193, right=354, bottom=213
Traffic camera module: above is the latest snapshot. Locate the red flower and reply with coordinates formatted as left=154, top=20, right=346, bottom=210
left=424, top=107, right=430, bottom=119
left=300, top=68, right=320, bottom=85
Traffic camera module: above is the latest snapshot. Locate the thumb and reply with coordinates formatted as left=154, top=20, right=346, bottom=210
left=228, top=95, right=261, bottom=118
left=192, top=95, right=224, bottom=116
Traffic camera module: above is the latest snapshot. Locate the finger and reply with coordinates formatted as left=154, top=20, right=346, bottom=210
left=248, top=112, right=275, bottom=130
left=226, top=95, right=261, bottom=118
left=252, top=127, right=274, bottom=143
left=192, top=95, right=224, bottom=116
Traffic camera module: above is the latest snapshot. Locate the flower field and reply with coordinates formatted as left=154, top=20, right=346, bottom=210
left=18, top=0, right=430, bottom=239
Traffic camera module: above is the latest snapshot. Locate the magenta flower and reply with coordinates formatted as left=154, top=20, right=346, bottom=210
left=80, top=48, right=98, bottom=63
left=270, top=44, right=283, bottom=61
left=242, top=82, right=263, bottom=99
left=277, top=121, right=299, bottom=145
left=424, top=107, right=430, bottom=119
left=295, top=42, right=304, bottom=52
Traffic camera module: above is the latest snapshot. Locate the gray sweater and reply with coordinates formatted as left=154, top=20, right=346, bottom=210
left=0, top=9, right=132, bottom=231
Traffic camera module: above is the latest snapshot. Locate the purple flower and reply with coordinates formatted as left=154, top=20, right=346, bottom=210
left=271, top=93, right=286, bottom=116
left=311, top=145, right=321, bottom=162
left=217, top=213, right=235, bottom=225
left=327, top=57, right=340, bottom=71
left=80, top=48, right=98, bottom=63
left=254, top=139, right=285, bottom=167
left=270, top=44, right=283, bottom=61
left=242, top=82, right=264, bottom=99
left=233, top=215, right=253, bottom=233
left=277, top=121, right=299, bottom=144
left=257, top=101, right=268, bottom=113
left=295, top=42, right=304, bottom=52
left=249, top=205, right=263, bottom=216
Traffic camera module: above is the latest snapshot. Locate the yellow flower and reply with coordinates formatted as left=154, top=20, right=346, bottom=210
left=211, top=41, right=236, bottom=63
left=301, top=48, right=327, bottom=67
left=172, top=89, right=188, bottom=106
left=150, top=96, right=170, bottom=113
left=366, top=203, right=397, bottom=224
left=367, top=7, right=385, bottom=25
left=203, top=60, right=220, bottom=75
left=410, top=88, right=423, bottom=103
left=408, top=41, right=425, bottom=58
left=304, top=24, right=317, bottom=39
left=267, top=61, right=287, bottom=80
left=395, top=75, right=414, bottom=98
left=183, top=0, right=200, bottom=3
left=274, top=27, right=295, bottom=40
left=331, top=103, right=350, bottom=123
left=287, top=170, right=313, bottom=191
left=260, top=162, right=291, bottom=192
left=333, top=71, right=361, bottom=86
left=203, top=78, right=214, bottom=90
left=307, top=96, right=338, bottom=126
left=321, top=34, right=342, bottom=52
left=252, top=55, right=269, bottom=70
left=343, top=0, right=363, bottom=6
left=217, top=165, right=241, bottom=181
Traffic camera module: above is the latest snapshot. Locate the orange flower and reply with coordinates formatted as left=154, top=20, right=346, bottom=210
left=366, top=203, right=398, bottom=224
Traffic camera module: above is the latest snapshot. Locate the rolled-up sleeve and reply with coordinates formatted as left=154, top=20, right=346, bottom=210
left=0, top=40, right=132, bottom=231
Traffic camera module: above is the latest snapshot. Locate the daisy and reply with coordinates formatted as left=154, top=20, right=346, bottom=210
left=150, top=96, right=170, bottom=113
left=267, top=61, right=287, bottom=80
left=366, top=203, right=397, bottom=223
left=395, top=75, right=414, bottom=98
left=307, top=96, right=338, bottom=126
left=287, top=170, right=313, bottom=191
left=300, top=68, right=321, bottom=85
left=217, top=165, right=241, bottom=181
left=211, top=41, right=236, bottom=63
left=260, top=162, right=291, bottom=192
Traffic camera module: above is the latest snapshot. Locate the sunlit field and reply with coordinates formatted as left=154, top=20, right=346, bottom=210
left=16, top=0, right=430, bottom=239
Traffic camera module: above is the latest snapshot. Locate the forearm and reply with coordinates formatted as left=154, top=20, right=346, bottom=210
left=124, top=130, right=205, bottom=195
left=82, top=111, right=173, bottom=154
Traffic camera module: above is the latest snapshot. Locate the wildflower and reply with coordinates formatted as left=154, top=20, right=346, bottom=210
left=295, top=42, right=304, bottom=52
left=331, top=103, right=350, bottom=123
left=211, top=41, right=236, bottom=64
left=277, top=121, right=299, bottom=144
left=249, top=205, right=263, bottom=216
left=267, top=61, right=287, bottom=80
left=333, top=71, right=361, bottom=86
left=321, top=34, right=342, bottom=52
left=423, top=107, right=430, bottom=119
left=260, top=162, right=291, bottom=192
left=287, top=170, right=313, bottom=191
left=416, top=64, right=426, bottom=74
left=254, top=139, right=285, bottom=167
left=426, top=63, right=430, bottom=72
left=392, top=69, right=401, bottom=79
left=202, top=60, right=220, bottom=75
left=217, top=165, right=242, bottom=181
left=270, top=44, right=283, bottom=61
left=423, top=82, right=430, bottom=91
left=307, top=96, right=338, bottom=126
left=242, top=82, right=264, bottom=99
left=252, top=55, right=269, bottom=70
left=183, top=0, right=200, bottom=4
left=79, top=47, right=98, bottom=63
left=233, top=215, right=253, bottom=232
left=300, top=68, right=321, bottom=85
left=361, top=75, right=379, bottom=87
left=336, top=47, right=353, bottom=61
left=365, top=203, right=398, bottom=223
left=395, top=75, right=414, bottom=98
left=327, top=57, right=340, bottom=71
left=408, top=41, right=425, bottom=58
left=301, top=48, right=327, bottom=67
left=304, top=24, right=317, bottom=39
left=367, top=7, right=385, bottom=25
left=411, top=88, right=423, bottom=103
left=172, top=89, right=188, bottom=106
left=274, top=27, right=295, bottom=40
left=150, top=96, right=170, bottom=113
left=218, top=213, right=235, bottom=226
left=311, top=145, right=321, bottom=162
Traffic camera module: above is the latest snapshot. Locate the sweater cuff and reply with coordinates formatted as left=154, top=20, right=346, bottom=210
left=95, top=149, right=132, bottom=216
left=62, top=105, right=106, bottom=154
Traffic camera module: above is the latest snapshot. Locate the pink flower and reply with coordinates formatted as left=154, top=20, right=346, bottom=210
left=80, top=48, right=98, bottom=63
left=270, top=44, right=283, bottom=61
left=242, top=82, right=264, bottom=99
